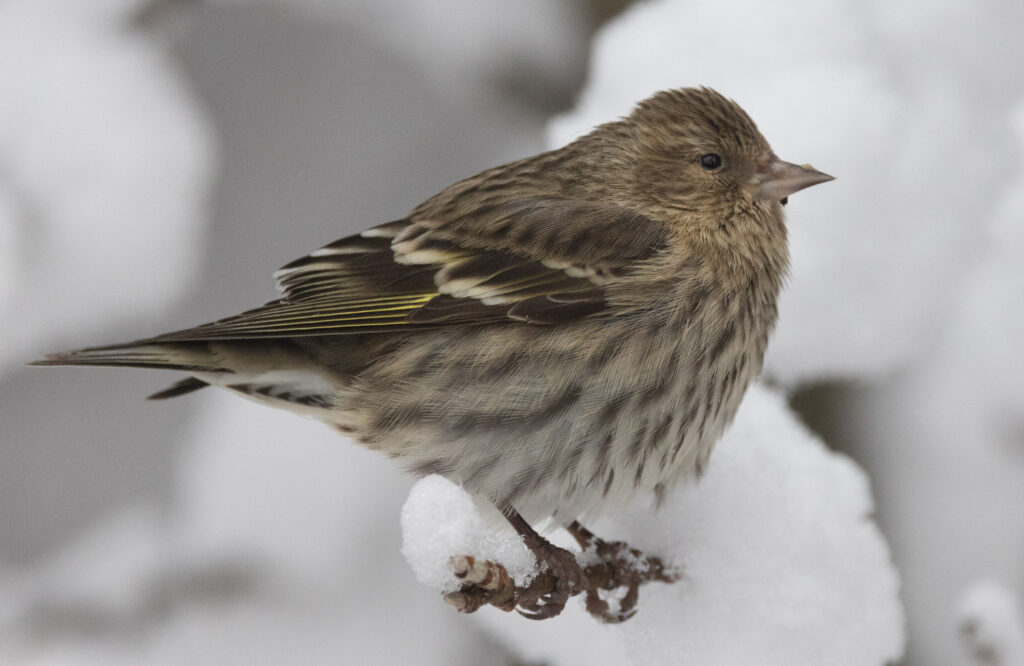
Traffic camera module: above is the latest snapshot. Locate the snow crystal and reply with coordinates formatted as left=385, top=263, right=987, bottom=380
left=401, top=475, right=536, bottom=592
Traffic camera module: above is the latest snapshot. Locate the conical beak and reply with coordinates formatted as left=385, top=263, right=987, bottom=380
left=756, top=158, right=834, bottom=201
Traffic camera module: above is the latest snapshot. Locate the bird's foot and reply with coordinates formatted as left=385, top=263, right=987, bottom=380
left=443, top=515, right=680, bottom=623
left=567, top=521, right=681, bottom=623
left=515, top=532, right=583, bottom=620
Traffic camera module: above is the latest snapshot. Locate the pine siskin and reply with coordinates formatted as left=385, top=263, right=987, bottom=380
left=33, top=87, right=833, bottom=619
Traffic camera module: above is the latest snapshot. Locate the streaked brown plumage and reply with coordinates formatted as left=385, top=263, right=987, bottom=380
left=33, top=88, right=832, bottom=616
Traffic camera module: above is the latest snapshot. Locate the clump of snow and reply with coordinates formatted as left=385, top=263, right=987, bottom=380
left=547, top=0, right=1023, bottom=385
left=0, top=0, right=213, bottom=372
left=959, top=580, right=1024, bottom=666
left=401, top=475, right=535, bottom=592
left=408, top=385, right=903, bottom=666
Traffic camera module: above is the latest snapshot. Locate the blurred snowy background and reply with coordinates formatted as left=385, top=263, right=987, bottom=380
left=2, top=0, right=1023, bottom=664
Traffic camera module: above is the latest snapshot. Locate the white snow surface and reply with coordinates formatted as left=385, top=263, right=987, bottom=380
left=401, top=475, right=536, bottom=592
left=547, top=0, right=1024, bottom=385
left=0, top=0, right=213, bottom=371
left=401, top=384, right=904, bottom=666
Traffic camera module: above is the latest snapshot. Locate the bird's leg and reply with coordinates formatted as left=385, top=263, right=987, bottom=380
left=565, top=520, right=681, bottom=623
left=503, top=509, right=583, bottom=619
left=444, top=508, right=584, bottom=619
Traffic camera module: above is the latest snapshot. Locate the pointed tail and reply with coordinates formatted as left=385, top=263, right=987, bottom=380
left=29, top=341, right=229, bottom=401
left=28, top=341, right=232, bottom=374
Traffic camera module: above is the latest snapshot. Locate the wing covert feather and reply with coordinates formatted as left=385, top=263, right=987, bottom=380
left=153, top=197, right=669, bottom=341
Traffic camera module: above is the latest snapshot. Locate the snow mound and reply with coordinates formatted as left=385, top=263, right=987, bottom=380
left=403, top=385, right=904, bottom=666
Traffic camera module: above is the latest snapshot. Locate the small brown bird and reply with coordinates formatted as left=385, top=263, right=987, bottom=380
left=33, top=87, right=832, bottom=619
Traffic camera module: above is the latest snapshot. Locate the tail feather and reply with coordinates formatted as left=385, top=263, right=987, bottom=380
left=31, top=339, right=343, bottom=409
left=28, top=342, right=233, bottom=374
left=147, top=377, right=210, bottom=400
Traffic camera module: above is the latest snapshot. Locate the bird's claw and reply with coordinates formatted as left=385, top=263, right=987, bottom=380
left=515, top=537, right=581, bottom=619
left=445, top=523, right=679, bottom=623
left=568, top=521, right=680, bottom=623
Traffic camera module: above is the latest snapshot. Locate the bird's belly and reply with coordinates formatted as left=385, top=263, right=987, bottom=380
left=515, top=351, right=755, bottom=523
left=345, top=318, right=761, bottom=523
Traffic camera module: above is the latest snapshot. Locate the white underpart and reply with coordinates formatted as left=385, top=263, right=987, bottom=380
left=195, top=368, right=342, bottom=417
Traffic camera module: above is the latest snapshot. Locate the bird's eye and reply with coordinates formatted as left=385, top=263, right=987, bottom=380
left=699, top=153, right=723, bottom=170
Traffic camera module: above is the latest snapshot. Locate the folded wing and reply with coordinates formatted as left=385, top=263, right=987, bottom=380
left=153, top=196, right=669, bottom=340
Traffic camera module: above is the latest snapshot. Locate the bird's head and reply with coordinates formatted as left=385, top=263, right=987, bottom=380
left=623, top=87, right=833, bottom=217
